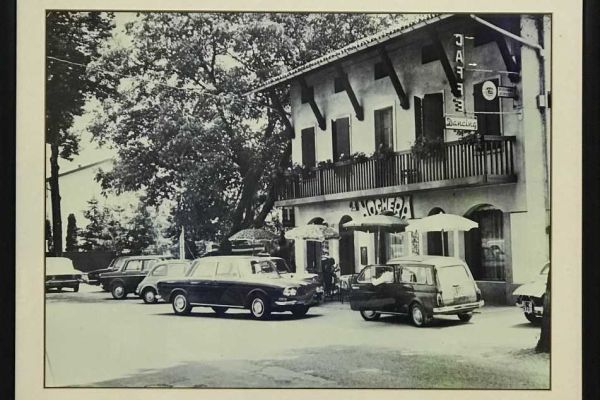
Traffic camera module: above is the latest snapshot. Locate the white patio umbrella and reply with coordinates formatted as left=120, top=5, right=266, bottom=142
left=343, top=214, right=408, bottom=264
left=284, top=224, right=340, bottom=242
left=406, top=213, right=478, bottom=256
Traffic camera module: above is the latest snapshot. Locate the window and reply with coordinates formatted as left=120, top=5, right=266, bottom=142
left=465, top=206, right=506, bottom=281
left=191, top=261, right=218, bottom=278
left=334, top=74, right=346, bottom=93
left=216, top=261, right=240, bottom=279
left=152, top=265, right=167, bottom=276
left=436, top=265, right=472, bottom=286
left=357, top=266, right=374, bottom=283
left=397, top=265, right=434, bottom=285
left=282, top=207, right=295, bottom=227
left=374, top=62, right=388, bottom=80
left=167, top=263, right=189, bottom=276
left=251, top=260, right=279, bottom=276
left=473, top=79, right=501, bottom=135
left=414, top=93, right=444, bottom=140
left=143, top=259, right=160, bottom=271
left=301, top=127, right=316, bottom=169
left=301, top=85, right=313, bottom=104
left=332, top=117, right=350, bottom=161
left=387, top=232, right=405, bottom=260
left=124, top=260, right=142, bottom=271
left=357, top=265, right=394, bottom=283
left=374, top=106, right=393, bottom=150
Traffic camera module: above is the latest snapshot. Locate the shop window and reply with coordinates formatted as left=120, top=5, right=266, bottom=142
left=301, top=127, right=316, bottom=169
left=414, top=93, right=444, bottom=141
left=374, top=61, right=388, bottom=80
left=332, top=117, right=351, bottom=161
left=473, top=79, right=501, bottom=135
left=374, top=106, right=394, bottom=150
left=387, top=232, right=406, bottom=260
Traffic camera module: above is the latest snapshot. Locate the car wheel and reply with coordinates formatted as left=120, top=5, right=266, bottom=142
left=111, top=282, right=127, bottom=300
left=410, top=303, right=430, bottom=327
left=525, top=312, right=542, bottom=324
left=457, top=312, right=473, bottom=322
left=73, top=284, right=79, bottom=293
left=212, top=307, right=228, bottom=316
left=360, top=310, right=381, bottom=321
left=291, top=305, right=309, bottom=318
left=172, top=293, right=192, bottom=315
left=142, top=288, right=158, bottom=304
left=249, top=294, right=271, bottom=320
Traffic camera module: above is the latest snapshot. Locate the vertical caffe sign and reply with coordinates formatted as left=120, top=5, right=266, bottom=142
left=453, top=33, right=465, bottom=113
left=446, top=33, right=478, bottom=131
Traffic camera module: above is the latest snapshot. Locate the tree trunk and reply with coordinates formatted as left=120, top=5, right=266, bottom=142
left=49, top=143, right=63, bottom=256
left=536, top=267, right=551, bottom=353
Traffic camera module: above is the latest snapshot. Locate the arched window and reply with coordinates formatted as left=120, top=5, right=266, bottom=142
left=465, top=205, right=505, bottom=281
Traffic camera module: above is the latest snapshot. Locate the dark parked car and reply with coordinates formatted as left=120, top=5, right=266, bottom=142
left=157, top=256, right=322, bottom=319
left=45, top=257, right=83, bottom=292
left=350, top=256, right=484, bottom=327
left=98, top=255, right=173, bottom=299
left=88, top=255, right=172, bottom=290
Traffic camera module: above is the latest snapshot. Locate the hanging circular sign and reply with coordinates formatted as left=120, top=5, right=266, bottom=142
left=482, top=80, right=498, bottom=101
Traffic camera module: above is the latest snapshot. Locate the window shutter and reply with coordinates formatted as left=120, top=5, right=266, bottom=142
left=423, top=93, right=444, bottom=140
left=414, top=96, right=423, bottom=139
left=301, top=127, right=316, bottom=169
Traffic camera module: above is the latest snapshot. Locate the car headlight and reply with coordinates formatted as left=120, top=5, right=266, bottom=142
left=282, top=287, right=298, bottom=297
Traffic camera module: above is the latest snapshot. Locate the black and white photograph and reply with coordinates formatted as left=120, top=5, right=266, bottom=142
left=12, top=1, right=585, bottom=397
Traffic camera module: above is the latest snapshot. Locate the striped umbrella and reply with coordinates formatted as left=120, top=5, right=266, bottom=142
left=285, top=224, right=340, bottom=242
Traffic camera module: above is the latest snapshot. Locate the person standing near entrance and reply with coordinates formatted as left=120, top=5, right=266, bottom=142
left=321, top=256, right=336, bottom=298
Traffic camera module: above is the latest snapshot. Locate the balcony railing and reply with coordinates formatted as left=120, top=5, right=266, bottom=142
left=277, top=135, right=516, bottom=201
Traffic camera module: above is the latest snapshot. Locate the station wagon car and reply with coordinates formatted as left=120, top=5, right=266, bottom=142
left=156, top=256, right=322, bottom=319
left=135, top=260, right=192, bottom=304
left=513, top=262, right=549, bottom=324
left=98, top=255, right=171, bottom=299
left=87, top=255, right=172, bottom=290
left=350, top=256, right=484, bottom=327
left=45, top=257, right=83, bottom=292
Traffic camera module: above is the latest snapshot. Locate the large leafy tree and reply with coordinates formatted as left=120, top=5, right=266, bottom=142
left=89, top=12, right=412, bottom=246
left=46, top=11, right=114, bottom=255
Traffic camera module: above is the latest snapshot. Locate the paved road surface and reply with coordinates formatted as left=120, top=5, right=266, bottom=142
left=45, top=284, right=549, bottom=388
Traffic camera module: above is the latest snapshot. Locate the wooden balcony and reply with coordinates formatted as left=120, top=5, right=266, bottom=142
left=276, top=135, right=517, bottom=206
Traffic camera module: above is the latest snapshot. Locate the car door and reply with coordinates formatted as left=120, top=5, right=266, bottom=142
left=435, top=263, right=478, bottom=306
left=350, top=265, right=396, bottom=311
left=186, top=260, right=218, bottom=304
left=122, top=259, right=146, bottom=291
left=212, top=259, right=244, bottom=306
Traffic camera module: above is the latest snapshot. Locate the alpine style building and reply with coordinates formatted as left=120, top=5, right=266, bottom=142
left=250, top=14, right=550, bottom=304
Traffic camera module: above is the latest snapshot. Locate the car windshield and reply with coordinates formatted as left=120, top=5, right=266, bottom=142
left=271, top=259, right=291, bottom=274
left=252, top=260, right=280, bottom=276
left=110, top=257, right=126, bottom=270
left=435, top=264, right=472, bottom=286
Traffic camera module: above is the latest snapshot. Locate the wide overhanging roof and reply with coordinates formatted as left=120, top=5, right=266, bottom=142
left=246, top=13, right=453, bottom=95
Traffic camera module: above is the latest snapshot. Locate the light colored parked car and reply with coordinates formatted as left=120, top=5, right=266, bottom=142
left=350, top=256, right=484, bottom=327
left=45, top=257, right=83, bottom=292
left=136, top=260, right=192, bottom=304
left=513, top=262, right=549, bottom=324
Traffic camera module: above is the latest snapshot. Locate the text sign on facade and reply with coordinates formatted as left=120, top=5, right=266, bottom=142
left=497, top=86, right=517, bottom=98
left=350, top=196, right=413, bottom=219
left=445, top=116, right=478, bottom=131
left=453, top=34, right=465, bottom=113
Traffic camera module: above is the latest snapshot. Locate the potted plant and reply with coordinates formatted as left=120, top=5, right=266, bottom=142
left=410, top=136, right=445, bottom=160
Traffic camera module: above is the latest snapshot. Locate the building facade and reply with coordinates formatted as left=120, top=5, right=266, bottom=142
left=252, top=14, right=550, bottom=304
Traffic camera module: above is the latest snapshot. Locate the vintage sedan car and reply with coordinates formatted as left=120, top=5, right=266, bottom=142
left=156, top=255, right=322, bottom=319
left=88, top=255, right=172, bottom=290
left=98, top=255, right=171, bottom=299
left=513, top=262, right=549, bottom=323
left=135, top=260, right=192, bottom=304
left=45, top=257, right=83, bottom=292
left=350, top=256, right=484, bottom=327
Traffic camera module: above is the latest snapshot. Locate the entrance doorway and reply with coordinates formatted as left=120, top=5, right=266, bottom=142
left=465, top=205, right=506, bottom=281
left=339, top=215, right=355, bottom=274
